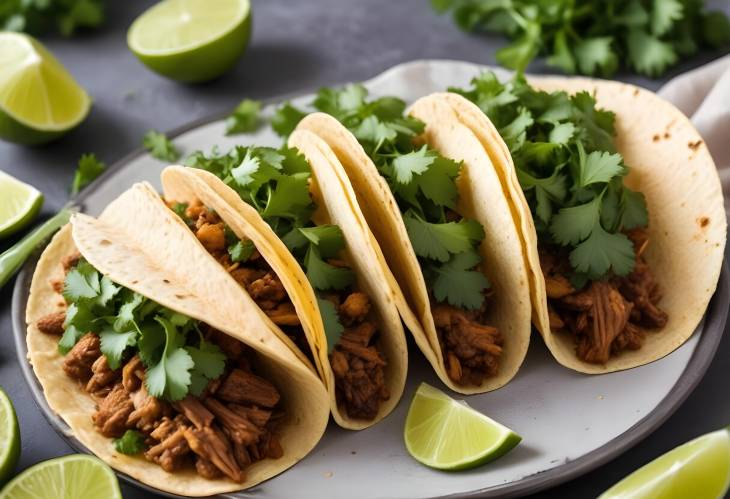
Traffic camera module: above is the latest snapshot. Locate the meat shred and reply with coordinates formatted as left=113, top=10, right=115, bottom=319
left=541, top=228, right=668, bottom=364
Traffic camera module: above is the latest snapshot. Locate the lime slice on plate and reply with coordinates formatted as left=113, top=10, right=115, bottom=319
left=600, top=426, right=730, bottom=499
left=0, top=455, right=121, bottom=499
left=127, top=0, right=252, bottom=83
left=0, top=171, right=43, bottom=239
left=0, top=388, right=20, bottom=485
left=404, top=383, right=521, bottom=470
left=0, top=32, right=91, bottom=146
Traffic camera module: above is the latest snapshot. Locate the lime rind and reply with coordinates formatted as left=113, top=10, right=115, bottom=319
left=0, top=454, right=121, bottom=499
left=404, top=383, right=521, bottom=471
left=0, top=388, right=20, bottom=485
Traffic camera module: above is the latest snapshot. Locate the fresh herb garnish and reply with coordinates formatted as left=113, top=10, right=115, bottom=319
left=70, top=153, right=106, bottom=196
left=272, top=85, right=490, bottom=310
left=186, top=146, right=354, bottom=341
left=143, top=130, right=180, bottom=162
left=225, top=99, right=262, bottom=135
left=1, top=0, right=104, bottom=36
left=450, top=72, right=647, bottom=280
left=431, top=0, right=730, bottom=77
left=113, top=429, right=146, bottom=455
left=61, top=259, right=226, bottom=401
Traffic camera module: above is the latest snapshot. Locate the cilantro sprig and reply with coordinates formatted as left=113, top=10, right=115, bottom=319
left=61, top=259, right=226, bottom=401
left=225, top=99, right=262, bottom=135
left=272, top=85, right=491, bottom=310
left=1, top=0, right=104, bottom=36
left=185, top=146, right=354, bottom=344
left=70, top=153, right=106, bottom=196
left=432, top=0, right=730, bottom=77
left=450, top=72, right=647, bottom=280
left=143, top=130, right=180, bottom=162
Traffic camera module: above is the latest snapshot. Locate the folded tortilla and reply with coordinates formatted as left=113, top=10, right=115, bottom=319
left=160, top=131, right=408, bottom=430
left=294, top=113, right=533, bottom=394
left=25, top=183, right=330, bottom=496
left=423, top=77, right=726, bottom=373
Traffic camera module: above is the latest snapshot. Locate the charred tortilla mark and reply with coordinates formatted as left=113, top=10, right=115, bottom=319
left=688, top=140, right=703, bottom=151
left=698, top=217, right=710, bottom=228
left=664, top=132, right=671, bottom=139
left=163, top=279, right=170, bottom=284
left=174, top=293, right=186, bottom=299
left=652, top=134, right=660, bottom=142
left=99, top=239, right=112, bottom=246
left=633, top=88, right=640, bottom=97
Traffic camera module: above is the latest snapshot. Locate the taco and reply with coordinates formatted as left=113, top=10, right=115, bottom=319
left=290, top=85, right=532, bottom=394
left=416, top=72, right=725, bottom=373
left=161, top=140, right=407, bottom=429
left=26, top=183, right=330, bottom=496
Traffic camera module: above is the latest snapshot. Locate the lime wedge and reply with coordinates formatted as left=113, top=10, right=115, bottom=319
left=0, top=455, right=121, bottom=499
left=404, top=383, right=521, bottom=470
left=0, top=33, right=91, bottom=146
left=600, top=427, right=730, bottom=499
left=0, top=171, right=43, bottom=239
left=0, top=388, right=20, bottom=485
left=127, top=0, right=252, bottom=83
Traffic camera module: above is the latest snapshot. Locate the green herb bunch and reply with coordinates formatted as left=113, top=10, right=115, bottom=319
left=185, top=146, right=354, bottom=347
left=272, top=84, right=491, bottom=311
left=61, top=259, right=226, bottom=401
left=451, top=72, right=648, bottom=283
left=432, top=0, right=730, bottom=77
left=1, top=0, right=104, bottom=36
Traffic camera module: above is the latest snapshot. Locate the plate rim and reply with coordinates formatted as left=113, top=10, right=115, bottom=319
left=11, top=61, right=730, bottom=499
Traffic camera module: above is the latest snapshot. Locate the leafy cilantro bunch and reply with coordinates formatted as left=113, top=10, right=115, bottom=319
left=1, top=0, right=104, bottom=36
left=432, top=0, right=730, bottom=77
left=61, top=259, right=226, bottom=401
left=185, top=146, right=355, bottom=347
left=272, top=85, right=490, bottom=310
left=451, top=72, right=648, bottom=282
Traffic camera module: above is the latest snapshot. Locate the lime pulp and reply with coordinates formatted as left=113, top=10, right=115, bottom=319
left=0, top=171, right=43, bottom=238
left=0, top=388, right=20, bottom=486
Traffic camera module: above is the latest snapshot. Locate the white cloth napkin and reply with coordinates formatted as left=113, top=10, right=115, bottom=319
left=658, top=55, right=730, bottom=213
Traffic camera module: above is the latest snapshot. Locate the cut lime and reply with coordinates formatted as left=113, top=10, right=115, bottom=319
left=600, top=427, right=730, bottom=499
left=0, top=171, right=43, bottom=239
left=0, top=33, right=91, bottom=146
left=404, top=383, right=521, bottom=470
left=127, top=0, right=252, bottom=83
left=0, top=388, right=20, bottom=486
left=0, top=455, right=121, bottom=499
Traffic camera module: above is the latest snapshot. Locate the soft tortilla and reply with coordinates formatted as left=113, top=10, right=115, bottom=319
left=161, top=146, right=408, bottom=430
left=25, top=183, right=330, bottom=496
left=436, top=77, right=726, bottom=373
left=295, top=112, right=533, bottom=394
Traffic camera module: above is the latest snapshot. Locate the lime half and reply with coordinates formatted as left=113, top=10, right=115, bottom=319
left=0, top=171, right=43, bottom=239
left=127, top=0, right=252, bottom=83
left=600, top=427, right=730, bottom=499
left=0, top=388, right=20, bottom=485
left=0, top=33, right=91, bottom=146
left=0, top=455, right=121, bottom=499
left=404, top=383, right=521, bottom=470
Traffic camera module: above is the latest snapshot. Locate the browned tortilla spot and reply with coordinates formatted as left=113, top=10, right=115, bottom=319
left=699, top=216, right=710, bottom=228
left=652, top=134, right=660, bottom=142
left=688, top=140, right=703, bottom=151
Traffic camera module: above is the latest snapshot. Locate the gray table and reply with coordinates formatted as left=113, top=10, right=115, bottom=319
left=1, top=1, right=728, bottom=497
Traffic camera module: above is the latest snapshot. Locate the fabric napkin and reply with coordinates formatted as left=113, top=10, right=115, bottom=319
left=658, top=55, right=730, bottom=213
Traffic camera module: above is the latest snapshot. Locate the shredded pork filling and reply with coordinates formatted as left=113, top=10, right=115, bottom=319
left=180, top=201, right=389, bottom=421
left=542, top=228, right=669, bottom=364
left=37, top=256, right=284, bottom=482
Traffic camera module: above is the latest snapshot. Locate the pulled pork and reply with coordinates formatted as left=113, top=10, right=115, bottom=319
left=542, top=229, right=668, bottom=364
left=177, top=200, right=390, bottom=422
left=433, top=302, right=503, bottom=386
left=40, top=253, right=285, bottom=483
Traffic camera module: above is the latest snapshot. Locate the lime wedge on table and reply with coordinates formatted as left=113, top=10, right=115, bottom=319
left=0, top=33, right=91, bottom=145
left=404, top=383, right=521, bottom=470
left=0, top=455, right=121, bottom=499
left=0, top=388, right=20, bottom=485
left=600, top=427, right=730, bottom=499
left=127, top=0, right=252, bottom=83
left=0, top=171, right=43, bottom=239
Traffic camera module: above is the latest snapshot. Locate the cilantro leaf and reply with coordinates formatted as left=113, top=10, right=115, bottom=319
left=99, top=327, right=136, bottom=370
left=231, top=149, right=261, bottom=186
left=550, top=197, right=601, bottom=246
left=392, top=145, right=436, bottom=184
left=145, top=317, right=194, bottom=401
left=70, top=153, right=106, bottom=196
left=428, top=250, right=490, bottom=310
left=143, top=130, right=180, bottom=162
left=570, top=224, right=635, bottom=278
left=1, top=0, right=104, bottom=36
left=304, top=247, right=354, bottom=291
left=228, top=239, right=255, bottom=263
left=620, top=187, right=648, bottom=230
left=296, top=225, right=346, bottom=259
left=580, top=151, right=625, bottom=187
left=317, top=297, right=345, bottom=353
left=63, top=264, right=100, bottom=302
left=651, top=0, right=683, bottom=36
left=271, top=102, right=307, bottom=137
left=113, top=430, right=146, bottom=455
left=574, top=37, right=618, bottom=76
left=186, top=339, right=226, bottom=396
left=225, top=99, right=261, bottom=135
left=404, top=212, right=485, bottom=263
left=627, top=29, right=677, bottom=77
